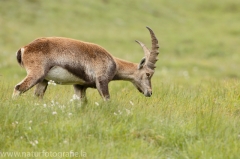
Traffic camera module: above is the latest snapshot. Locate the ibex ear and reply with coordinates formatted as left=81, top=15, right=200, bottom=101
left=138, top=58, right=146, bottom=70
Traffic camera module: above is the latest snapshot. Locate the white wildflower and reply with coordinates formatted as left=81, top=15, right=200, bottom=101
left=68, top=113, right=72, bottom=116
left=29, top=120, right=32, bottom=124
left=51, top=100, right=55, bottom=106
left=43, top=104, right=47, bottom=108
left=70, top=94, right=80, bottom=102
left=52, top=111, right=57, bottom=115
left=30, top=141, right=36, bottom=146
left=114, top=110, right=122, bottom=115
left=59, top=105, right=66, bottom=110
left=34, top=140, right=39, bottom=145
left=72, top=94, right=80, bottom=100
left=125, top=109, right=131, bottom=115
left=48, top=80, right=56, bottom=85
left=12, top=121, right=19, bottom=126
left=130, top=101, right=134, bottom=106
left=95, top=102, right=99, bottom=106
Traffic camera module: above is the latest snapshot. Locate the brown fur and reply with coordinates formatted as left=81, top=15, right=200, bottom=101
left=13, top=27, right=159, bottom=101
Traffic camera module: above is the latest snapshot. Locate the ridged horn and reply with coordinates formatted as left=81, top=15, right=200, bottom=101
left=135, top=27, right=159, bottom=70
left=146, top=26, right=159, bottom=70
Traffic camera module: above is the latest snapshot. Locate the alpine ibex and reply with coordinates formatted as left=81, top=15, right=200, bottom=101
left=12, top=27, right=159, bottom=101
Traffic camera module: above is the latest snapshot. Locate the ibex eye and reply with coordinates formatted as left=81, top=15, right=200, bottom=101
left=146, top=73, right=150, bottom=77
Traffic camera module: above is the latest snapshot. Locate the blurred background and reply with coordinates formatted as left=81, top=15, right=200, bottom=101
left=0, top=0, right=240, bottom=84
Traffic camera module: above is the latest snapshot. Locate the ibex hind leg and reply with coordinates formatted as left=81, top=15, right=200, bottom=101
left=34, top=79, right=48, bottom=98
left=96, top=78, right=110, bottom=101
left=12, top=72, right=46, bottom=98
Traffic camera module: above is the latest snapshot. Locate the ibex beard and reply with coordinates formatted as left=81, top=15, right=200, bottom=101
left=12, top=27, right=159, bottom=102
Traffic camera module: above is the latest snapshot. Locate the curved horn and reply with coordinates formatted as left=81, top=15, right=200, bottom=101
left=146, top=26, right=159, bottom=70
left=135, top=40, right=150, bottom=60
left=135, top=27, right=159, bottom=70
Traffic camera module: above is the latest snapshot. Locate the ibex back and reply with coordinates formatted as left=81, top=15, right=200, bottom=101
left=13, top=27, right=159, bottom=101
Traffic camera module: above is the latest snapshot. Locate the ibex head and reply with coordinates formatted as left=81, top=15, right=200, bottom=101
left=133, top=27, right=159, bottom=97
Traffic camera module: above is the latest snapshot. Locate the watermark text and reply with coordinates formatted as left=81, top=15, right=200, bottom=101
left=0, top=150, right=87, bottom=158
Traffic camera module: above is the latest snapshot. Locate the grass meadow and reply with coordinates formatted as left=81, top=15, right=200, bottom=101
left=1, top=0, right=240, bottom=158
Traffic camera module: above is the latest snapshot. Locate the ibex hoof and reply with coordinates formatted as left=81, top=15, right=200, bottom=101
left=12, top=89, right=21, bottom=99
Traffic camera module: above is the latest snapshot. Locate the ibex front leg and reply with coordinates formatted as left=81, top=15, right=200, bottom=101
left=73, top=85, right=88, bottom=103
left=96, top=77, right=110, bottom=101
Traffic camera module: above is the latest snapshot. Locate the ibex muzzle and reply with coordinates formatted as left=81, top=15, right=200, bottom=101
left=13, top=27, right=159, bottom=101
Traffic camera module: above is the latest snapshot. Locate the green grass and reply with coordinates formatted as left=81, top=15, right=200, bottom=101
left=1, top=0, right=240, bottom=158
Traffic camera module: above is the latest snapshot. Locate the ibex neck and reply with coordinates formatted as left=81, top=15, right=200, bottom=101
left=113, top=58, right=138, bottom=81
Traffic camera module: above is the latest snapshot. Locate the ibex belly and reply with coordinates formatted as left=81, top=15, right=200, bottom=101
left=45, top=66, right=86, bottom=85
